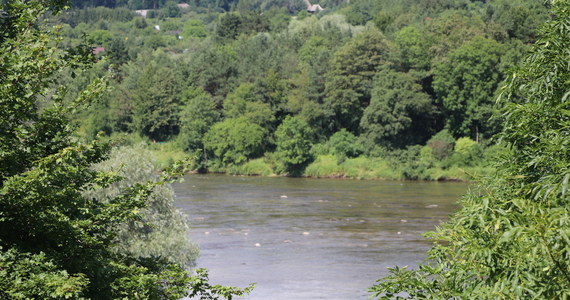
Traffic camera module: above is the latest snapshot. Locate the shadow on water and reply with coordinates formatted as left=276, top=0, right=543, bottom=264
left=173, top=174, right=468, bottom=300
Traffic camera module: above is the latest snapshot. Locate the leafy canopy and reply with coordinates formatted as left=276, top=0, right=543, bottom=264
left=275, top=116, right=314, bottom=174
left=0, top=1, right=252, bottom=298
left=370, top=2, right=570, bottom=298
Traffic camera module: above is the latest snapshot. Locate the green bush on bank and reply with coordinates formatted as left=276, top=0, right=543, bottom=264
left=302, top=154, right=494, bottom=181
left=227, top=158, right=274, bottom=176
left=102, top=132, right=498, bottom=181
left=303, top=157, right=386, bottom=180
left=304, top=155, right=345, bottom=178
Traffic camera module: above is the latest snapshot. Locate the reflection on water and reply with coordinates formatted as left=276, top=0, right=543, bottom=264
left=173, top=174, right=468, bottom=300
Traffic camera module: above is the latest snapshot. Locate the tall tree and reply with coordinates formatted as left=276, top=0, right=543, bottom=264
left=433, top=36, right=505, bottom=140
left=425, top=10, right=488, bottom=62
left=393, top=26, right=433, bottom=72
left=108, top=37, right=130, bottom=67
left=131, top=57, right=182, bottom=141
left=223, top=82, right=275, bottom=128
left=275, top=116, right=314, bottom=175
left=485, top=0, right=548, bottom=42
left=188, top=45, right=239, bottom=102
left=215, top=13, right=242, bottom=41
left=323, top=27, right=389, bottom=133
left=178, top=88, right=220, bottom=153
left=360, top=67, right=434, bottom=148
left=296, top=35, right=332, bottom=104
left=235, top=32, right=283, bottom=83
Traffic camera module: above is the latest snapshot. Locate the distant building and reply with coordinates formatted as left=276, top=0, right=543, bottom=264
left=177, top=3, right=190, bottom=9
left=307, top=4, right=324, bottom=13
left=92, top=47, right=105, bottom=55
left=303, top=0, right=324, bottom=13
left=135, top=9, right=148, bottom=18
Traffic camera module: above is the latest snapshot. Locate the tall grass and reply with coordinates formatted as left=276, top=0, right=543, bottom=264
left=341, top=156, right=400, bottom=180
left=227, top=158, right=275, bottom=176
left=147, top=141, right=189, bottom=170
left=302, top=154, right=491, bottom=181
left=304, top=155, right=345, bottom=178
left=101, top=133, right=495, bottom=181
left=303, top=155, right=400, bottom=180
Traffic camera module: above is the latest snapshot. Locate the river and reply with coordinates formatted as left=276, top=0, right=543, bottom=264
left=173, top=174, right=468, bottom=299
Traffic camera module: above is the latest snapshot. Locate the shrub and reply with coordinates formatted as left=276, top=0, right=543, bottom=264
left=427, top=129, right=455, bottom=160
left=327, top=129, right=364, bottom=164
left=87, top=145, right=199, bottom=266
left=203, top=118, right=266, bottom=166
left=274, top=116, right=314, bottom=175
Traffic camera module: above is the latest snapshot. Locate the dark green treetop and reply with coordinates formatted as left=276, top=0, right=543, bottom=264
left=360, top=67, right=434, bottom=149
left=323, top=27, right=389, bottom=133
left=433, top=36, right=506, bottom=140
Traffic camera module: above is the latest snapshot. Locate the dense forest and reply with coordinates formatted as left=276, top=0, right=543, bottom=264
left=2, top=0, right=568, bottom=299
left=49, top=0, right=550, bottom=180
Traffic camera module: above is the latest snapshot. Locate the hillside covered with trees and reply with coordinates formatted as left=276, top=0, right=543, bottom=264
left=50, top=0, right=551, bottom=180
left=2, top=0, right=569, bottom=299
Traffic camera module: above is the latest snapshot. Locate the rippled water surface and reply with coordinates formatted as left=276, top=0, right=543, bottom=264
left=173, top=175, right=468, bottom=299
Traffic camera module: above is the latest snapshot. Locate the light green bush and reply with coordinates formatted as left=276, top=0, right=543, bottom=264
left=228, top=158, right=275, bottom=176
left=88, top=144, right=199, bottom=267
left=304, top=155, right=344, bottom=178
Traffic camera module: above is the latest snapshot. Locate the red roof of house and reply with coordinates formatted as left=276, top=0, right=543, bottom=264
left=92, top=47, right=105, bottom=55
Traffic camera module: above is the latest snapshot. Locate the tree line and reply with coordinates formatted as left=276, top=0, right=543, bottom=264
left=52, top=0, right=549, bottom=178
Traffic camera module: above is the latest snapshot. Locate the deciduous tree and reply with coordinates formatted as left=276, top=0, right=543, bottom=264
left=433, top=36, right=505, bottom=140
left=360, top=67, right=434, bottom=148
left=131, top=57, right=182, bottom=141
left=323, top=27, right=389, bottom=133
left=275, top=116, right=314, bottom=174
left=203, top=118, right=266, bottom=166
left=178, top=88, right=220, bottom=153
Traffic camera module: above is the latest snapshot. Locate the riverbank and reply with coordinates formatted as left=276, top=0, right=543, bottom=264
left=114, top=136, right=495, bottom=182
left=220, top=155, right=494, bottom=181
left=146, top=144, right=493, bottom=182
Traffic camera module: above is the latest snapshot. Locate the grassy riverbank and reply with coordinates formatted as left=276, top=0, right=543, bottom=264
left=144, top=143, right=495, bottom=181
left=223, top=154, right=494, bottom=181
left=102, top=134, right=498, bottom=181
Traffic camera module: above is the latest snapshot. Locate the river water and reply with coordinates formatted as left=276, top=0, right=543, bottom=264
left=173, top=174, right=468, bottom=299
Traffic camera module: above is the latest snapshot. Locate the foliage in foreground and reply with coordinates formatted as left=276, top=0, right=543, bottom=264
left=0, top=0, right=252, bottom=298
left=87, top=145, right=200, bottom=267
left=370, top=2, right=570, bottom=298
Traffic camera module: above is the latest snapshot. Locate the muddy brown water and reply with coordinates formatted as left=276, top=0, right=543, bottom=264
left=173, top=174, right=468, bottom=299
